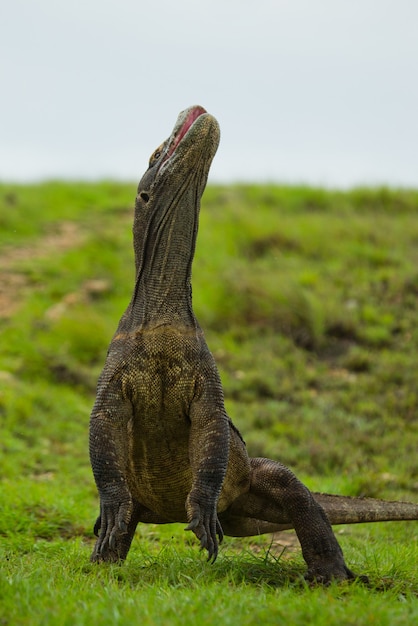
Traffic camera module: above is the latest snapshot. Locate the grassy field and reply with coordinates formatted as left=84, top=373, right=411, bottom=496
left=1, top=182, right=418, bottom=625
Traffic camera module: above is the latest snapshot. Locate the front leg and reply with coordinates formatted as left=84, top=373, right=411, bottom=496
left=89, top=386, right=135, bottom=562
left=185, top=372, right=230, bottom=561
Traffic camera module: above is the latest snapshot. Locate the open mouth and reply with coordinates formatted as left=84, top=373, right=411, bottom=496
left=166, top=105, right=207, bottom=159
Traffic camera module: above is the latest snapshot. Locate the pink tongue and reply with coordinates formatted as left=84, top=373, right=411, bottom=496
left=168, top=106, right=207, bottom=157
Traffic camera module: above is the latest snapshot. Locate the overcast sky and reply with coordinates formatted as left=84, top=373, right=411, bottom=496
left=2, top=0, right=417, bottom=187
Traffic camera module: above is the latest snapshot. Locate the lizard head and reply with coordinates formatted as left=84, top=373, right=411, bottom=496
left=136, top=105, right=220, bottom=205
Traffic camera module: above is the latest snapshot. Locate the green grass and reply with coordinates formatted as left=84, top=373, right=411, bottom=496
left=1, top=182, right=418, bottom=624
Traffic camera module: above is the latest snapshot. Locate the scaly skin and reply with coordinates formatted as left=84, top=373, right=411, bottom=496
left=89, top=105, right=418, bottom=583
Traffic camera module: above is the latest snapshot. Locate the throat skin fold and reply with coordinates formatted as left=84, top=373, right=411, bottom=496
left=132, top=181, right=199, bottom=327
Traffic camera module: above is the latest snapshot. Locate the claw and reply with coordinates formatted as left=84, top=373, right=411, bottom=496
left=207, top=543, right=218, bottom=563
left=185, top=517, right=199, bottom=532
left=119, top=520, right=128, bottom=533
left=216, top=519, right=224, bottom=544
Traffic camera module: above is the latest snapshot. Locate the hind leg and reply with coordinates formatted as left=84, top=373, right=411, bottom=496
left=223, top=457, right=355, bottom=583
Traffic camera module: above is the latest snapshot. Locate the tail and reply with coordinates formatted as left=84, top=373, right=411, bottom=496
left=313, top=493, right=418, bottom=525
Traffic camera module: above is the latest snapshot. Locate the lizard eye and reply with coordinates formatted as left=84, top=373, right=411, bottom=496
left=148, top=144, right=164, bottom=168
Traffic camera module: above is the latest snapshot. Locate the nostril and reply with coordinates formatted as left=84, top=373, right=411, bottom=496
left=140, top=192, right=150, bottom=203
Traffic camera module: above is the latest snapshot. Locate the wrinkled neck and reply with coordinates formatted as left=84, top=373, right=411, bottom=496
left=129, top=188, right=199, bottom=328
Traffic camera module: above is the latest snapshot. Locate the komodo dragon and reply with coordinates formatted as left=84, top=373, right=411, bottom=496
left=89, top=105, right=418, bottom=583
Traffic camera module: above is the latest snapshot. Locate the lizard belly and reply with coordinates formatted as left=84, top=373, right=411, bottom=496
left=130, top=428, right=193, bottom=522
left=127, top=362, right=195, bottom=522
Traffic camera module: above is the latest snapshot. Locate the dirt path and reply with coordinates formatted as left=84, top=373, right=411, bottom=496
left=0, top=222, right=84, bottom=318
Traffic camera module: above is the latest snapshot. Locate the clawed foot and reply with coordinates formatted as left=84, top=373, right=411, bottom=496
left=185, top=500, right=224, bottom=562
left=90, top=500, right=133, bottom=563
left=305, top=559, right=368, bottom=585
